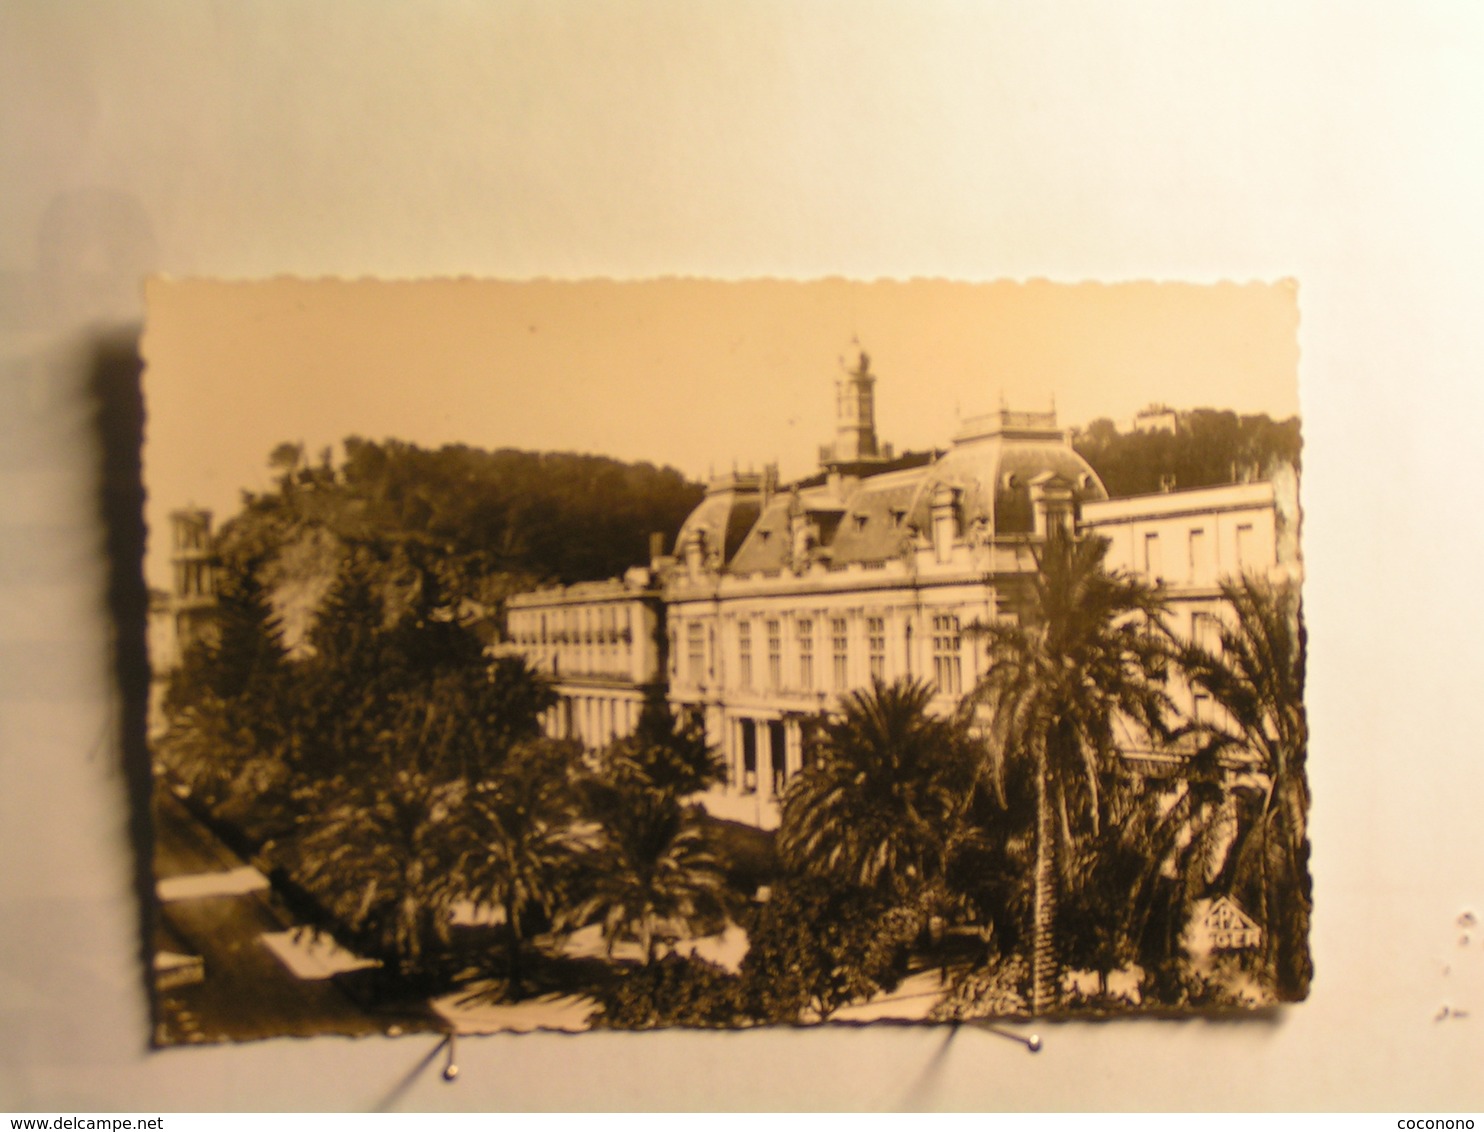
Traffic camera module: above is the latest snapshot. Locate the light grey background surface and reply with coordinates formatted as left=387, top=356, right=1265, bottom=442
left=2, top=0, right=1482, bottom=1111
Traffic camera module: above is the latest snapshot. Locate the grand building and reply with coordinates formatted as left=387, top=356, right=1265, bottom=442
left=507, top=350, right=1300, bottom=828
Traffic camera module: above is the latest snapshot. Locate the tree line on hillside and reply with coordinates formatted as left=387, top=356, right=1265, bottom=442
left=157, top=522, right=1310, bottom=1027
left=1073, top=409, right=1301, bottom=498
left=210, top=439, right=703, bottom=637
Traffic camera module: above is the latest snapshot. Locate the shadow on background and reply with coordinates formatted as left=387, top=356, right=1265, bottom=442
left=88, top=324, right=158, bottom=1050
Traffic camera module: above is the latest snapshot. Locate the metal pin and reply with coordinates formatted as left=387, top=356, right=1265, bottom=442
left=975, top=1021, right=1043, bottom=1052
left=442, top=1034, right=459, bottom=1082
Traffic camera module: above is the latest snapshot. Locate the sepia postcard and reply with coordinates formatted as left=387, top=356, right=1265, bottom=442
left=141, top=278, right=1310, bottom=1042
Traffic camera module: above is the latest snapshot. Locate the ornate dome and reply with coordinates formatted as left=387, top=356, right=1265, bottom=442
left=902, top=410, right=1106, bottom=537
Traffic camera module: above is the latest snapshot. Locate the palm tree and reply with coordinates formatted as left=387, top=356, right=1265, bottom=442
left=1178, top=574, right=1311, bottom=1000
left=604, top=687, right=726, bottom=797
left=573, top=785, right=729, bottom=966
left=777, top=677, right=979, bottom=907
left=968, top=526, right=1172, bottom=1015
left=458, top=739, right=588, bottom=1000
left=1086, top=748, right=1235, bottom=999
left=286, top=763, right=465, bottom=980
left=281, top=578, right=566, bottom=990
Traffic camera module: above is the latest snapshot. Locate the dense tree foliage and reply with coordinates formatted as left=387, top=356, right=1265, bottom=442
left=1074, top=410, right=1301, bottom=498
left=778, top=679, right=979, bottom=905
left=218, top=437, right=702, bottom=605
left=572, top=781, right=731, bottom=967
left=738, top=876, right=918, bottom=1022
left=591, top=954, right=748, bottom=1030
left=159, top=562, right=293, bottom=820
left=286, top=761, right=467, bottom=980
left=1177, top=575, right=1312, bottom=1001
left=456, top=738, right=589, bottom=998
left=161, top=538, right=570, bottom=982
left=1052, top=753, right=1230, bottom=1002
left=159, top=448, right=732, bottom=1003
left=597, top=689, right=726, bottom=799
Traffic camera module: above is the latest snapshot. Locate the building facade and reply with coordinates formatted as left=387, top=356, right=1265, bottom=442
left=1081, top=474, right=1299, bottom=764
left=507, top=351, right=1299, bottom=828
left=505, top=567, right=667, bottom=751
left=147, top=507, right=219, bottom=734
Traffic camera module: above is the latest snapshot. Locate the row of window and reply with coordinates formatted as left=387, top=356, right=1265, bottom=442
left=511, top=604, right=637, bottom=644
left=678, top=611, right=964, bottom=696
left=511, top=606, right=641, bottom=678
left=172, top=560, right=213, bottom=600
left=1138, top=522, right=1258, bottom=582
left=172, top=518, right=211, bottom=552
left=512, top=627, right=633, bottom=647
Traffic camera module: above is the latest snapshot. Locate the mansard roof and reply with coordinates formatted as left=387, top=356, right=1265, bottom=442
left=724, top=495, right=797, bottom=575
left=680, top=407, right=1107, bottom=576
left=824, top=473, right=922, bottom=567
left=673, top=473, right=765, bottom=567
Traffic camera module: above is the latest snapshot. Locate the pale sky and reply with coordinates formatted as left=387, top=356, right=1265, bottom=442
left=142, top=277, right=1299, bottom=587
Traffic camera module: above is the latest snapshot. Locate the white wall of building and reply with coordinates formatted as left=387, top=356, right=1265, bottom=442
left=1085, top=482, right=1282, bottom=589
left=507, top=582, right=663, bottom=750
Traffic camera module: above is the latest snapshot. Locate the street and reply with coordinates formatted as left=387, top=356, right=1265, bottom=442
left=151, top=788, right=438, bottom=1044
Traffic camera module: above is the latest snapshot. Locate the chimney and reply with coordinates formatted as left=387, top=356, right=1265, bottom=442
left=683, top=528, right=706, bottom=579
left=930, top=483, right=959, bottom=564
left=761, top=462, right=779, bottom=510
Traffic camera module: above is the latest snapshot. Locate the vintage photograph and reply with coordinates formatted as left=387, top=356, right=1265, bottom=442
left=142, top=278, right=1309, bottom=1042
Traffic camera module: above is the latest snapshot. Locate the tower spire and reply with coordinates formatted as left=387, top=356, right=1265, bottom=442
left=833, top=341, right=879, bottom=462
